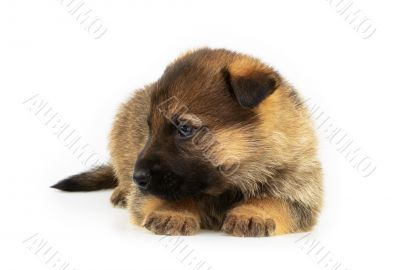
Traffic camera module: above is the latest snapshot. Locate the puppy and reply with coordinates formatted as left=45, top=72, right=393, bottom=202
left=52, top=48, right=323, bottom=237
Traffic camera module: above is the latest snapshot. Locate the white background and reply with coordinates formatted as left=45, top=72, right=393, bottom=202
left=1, top=0, right=399, bottom=269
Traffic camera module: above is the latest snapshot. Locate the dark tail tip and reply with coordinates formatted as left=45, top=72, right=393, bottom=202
left=51, top=165, right=117, bottom=192
left=51, top=178, right=85, bottom=191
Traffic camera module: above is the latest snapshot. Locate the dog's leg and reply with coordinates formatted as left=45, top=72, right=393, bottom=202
left=110, top=178, right=132, bottom=208
left=131, top=194, right=201, bottom=236
left=222, top=197, right=303, bottom=237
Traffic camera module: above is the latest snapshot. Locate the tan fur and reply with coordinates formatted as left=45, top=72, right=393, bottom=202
left=135, top=197, right=201, bottom=235
left=109, top=87, right=152, bottom=207
left=222, top=197, right=295, bottom=236
left=228, top=56, right=279, bottom=83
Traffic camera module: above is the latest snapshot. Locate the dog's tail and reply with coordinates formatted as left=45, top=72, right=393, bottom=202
left=51, top=165, right=117, bottom=191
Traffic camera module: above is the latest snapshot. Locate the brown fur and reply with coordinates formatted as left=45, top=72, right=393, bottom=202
left=55, top=48, right=323, bottom=237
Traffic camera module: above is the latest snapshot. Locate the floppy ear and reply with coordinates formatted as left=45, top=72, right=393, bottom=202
left=225, top=58, right=281, bottom=108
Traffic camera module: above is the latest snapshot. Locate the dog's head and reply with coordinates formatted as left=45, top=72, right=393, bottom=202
left=133, top=48, right=281, bottom=201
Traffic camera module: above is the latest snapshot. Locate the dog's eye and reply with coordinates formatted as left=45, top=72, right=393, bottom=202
left=177, top=123, right=194, bottom=138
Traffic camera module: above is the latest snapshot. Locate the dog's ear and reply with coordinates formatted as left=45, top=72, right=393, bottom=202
left=224, top=58, right=281, bottom=109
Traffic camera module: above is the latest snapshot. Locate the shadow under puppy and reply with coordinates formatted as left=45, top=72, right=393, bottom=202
left=52, top=48, right=323, bottom=237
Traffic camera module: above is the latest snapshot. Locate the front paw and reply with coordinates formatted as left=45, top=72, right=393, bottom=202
left=222, top=213, right=276, bottom=237
left=110, top=186, right=130, bottom=208
left=143, top=211, right=200, bottom=236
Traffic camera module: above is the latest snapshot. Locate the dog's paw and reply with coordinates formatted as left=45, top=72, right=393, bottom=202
left=110, top=186, right=129, bottom=208
left=222, top=213, right=276, bottom=237
left=143, top=211, right=200, bottom=236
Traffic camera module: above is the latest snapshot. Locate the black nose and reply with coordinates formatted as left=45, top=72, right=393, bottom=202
left=133, top=169, right=151, bottom=188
